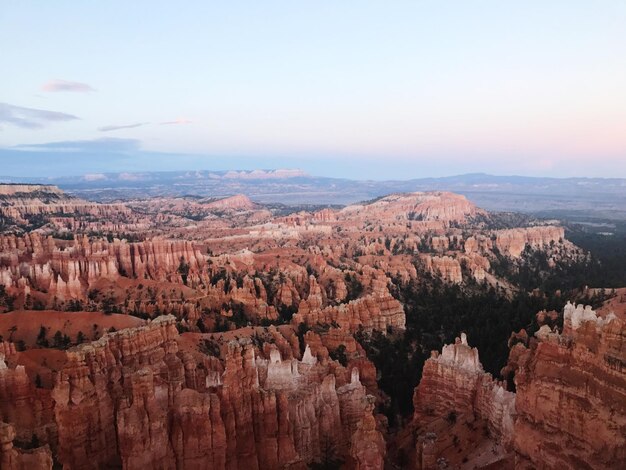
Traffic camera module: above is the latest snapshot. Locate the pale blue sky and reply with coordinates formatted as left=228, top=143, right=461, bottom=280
left=1, top=1, right=625, bottom=178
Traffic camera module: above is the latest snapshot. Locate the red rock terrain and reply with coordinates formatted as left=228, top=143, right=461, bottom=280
left=0, top=184, right=132, bottom=228
left=0, top=315, right=385, bottom=469
left=512, top=301, right=626, bottom=469
left=403, top=333, right=515, bottom=469
left=0, top=184, right=613, bottom=469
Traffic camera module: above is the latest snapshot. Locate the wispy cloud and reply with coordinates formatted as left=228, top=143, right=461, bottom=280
left=0, top=102, right=79, bottom=129
left=42, top=79, right=95, bottom=93
left=160, top=118, right=192, bottom=125
left=15, top=137, right=140, bottom=153
left=98, top=122, right=148, bottom=132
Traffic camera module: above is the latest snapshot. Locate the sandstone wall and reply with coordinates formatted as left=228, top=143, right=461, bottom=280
left=0, top=422, right=52, bottom=470
left=513, top=303, right=626, bottom=469
left=412, top=333, right=515, bottom=447
left=0, top=233, right=207, bottom=299
left=495, top=226, right=564, bottom=258
left=3, top=316, right=385, bottom=469
left=292, top=281, right=405, bottom=333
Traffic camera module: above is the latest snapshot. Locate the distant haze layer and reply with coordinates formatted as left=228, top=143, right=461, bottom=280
left=2, top=170, right=625, bottom=220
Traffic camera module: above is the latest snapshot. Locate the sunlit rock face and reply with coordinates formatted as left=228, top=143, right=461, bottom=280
left=513, top=303, right=626, bottom=470
left=339, top=191, right=485, bottom=223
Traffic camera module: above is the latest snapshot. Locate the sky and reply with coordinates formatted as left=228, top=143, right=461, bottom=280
left=1, top=1, right=626, bottom=180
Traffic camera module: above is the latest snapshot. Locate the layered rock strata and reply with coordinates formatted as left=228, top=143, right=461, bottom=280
left=0, top=422, right=53, bottom=470
left=2, top=316, right=385, bottom=469
left=513, top=302, right=626, bottom=469
left=413, top=333, right=515, bottom=447
left=292, top=285, right=405, bottom=333
left=495, top=226, right=564, bottom=258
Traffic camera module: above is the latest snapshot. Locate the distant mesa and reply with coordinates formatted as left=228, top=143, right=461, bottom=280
left=82, top=173, right=107, bottom=182
left=222, top=169, right=309, bottom=180
left=203, top=194, right=259, bottom=211
left=342, top=191, right=485, bottom=223
left=0, top=184, right=65, bottom=197
left=75, top=168, right=310, bottom=182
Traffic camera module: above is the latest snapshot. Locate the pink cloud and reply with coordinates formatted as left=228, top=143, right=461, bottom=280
left=42, top=79, right=95, bottom=93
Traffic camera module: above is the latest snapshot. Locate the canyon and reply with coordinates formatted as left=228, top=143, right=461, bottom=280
left=0, top=184, right=621, bottom=469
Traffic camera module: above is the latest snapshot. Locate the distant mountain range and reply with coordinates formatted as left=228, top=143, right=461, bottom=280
left=2, top=170, right=625, bottom=220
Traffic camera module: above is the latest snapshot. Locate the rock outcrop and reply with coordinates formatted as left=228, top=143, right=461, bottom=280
left=340, top=192, right=484, bottom=223
left=204, top=194, right=259, bottom=211
left=413, top=333, right=515, bottom=446
left=0, top=233, right=207, bottom=300
left=409, top=299, right=626, bottom=470
left=495, top=226, right=564, bottom=258
left=513, top=303, right=626, bottom=469
left=0, top=184, right=130, bottom=224
left=421, top=255, right=463, bottom=284
left=3, top=316, right=385, bottom=469
left=292, top=288, right=406, bottom=333
left=0, top=422, right=53, bottom=470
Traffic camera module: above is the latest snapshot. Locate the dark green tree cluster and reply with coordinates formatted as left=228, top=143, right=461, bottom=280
left=0, top=285, right=15, bottom=312
left=357, top=275, right=570, bottom=426
left=344, top=273, right=363, bottom=302
left=178, top=257, right=190, bottom=285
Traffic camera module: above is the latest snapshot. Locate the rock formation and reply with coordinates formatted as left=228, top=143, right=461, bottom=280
left=0, top=184, right=131, bottom=224
left=292, top=288, right=406, bottom=333
left=512, top=303, right=626, bottom=469
left=421, top=255, right=463, bottom=283
left=413, top=333, right=515, bottom=446
left=339, top=191, right=485, bottom=223
left=2, top=316, right=385, bottom=469
left=204, top=194, right=259, bottom=211
left=0, top=233, right=206, bottom=301
left=407, top=333, right=516, bottom=469
left=0, top=184, right=595, bottom=469
left=409, top=299, right=626, bottom=470
left=0, top=422, right=52, bottom=470
left=495, top=226, right=564, bottom=258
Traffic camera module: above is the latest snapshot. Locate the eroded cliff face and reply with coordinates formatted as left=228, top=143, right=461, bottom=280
left=512, top=302, right=626, bottom=470
left=421, top=255, right=463, bottom=284
left=410, top=334, right=516, bottom=468
left=407, top=299, right=626, bottom=470
left=495, top=226, right=564, bottom=258
left=293, top=292, right=405, bottom=333
left=0, top=233, right=206, bottom=300
left=0, top=184, right=131, bottom=224
left=0, top=344, right=54, bottom=470
left=0, top=422, right=53, bottom=470
left=1, top=316, right=386, bottom=470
